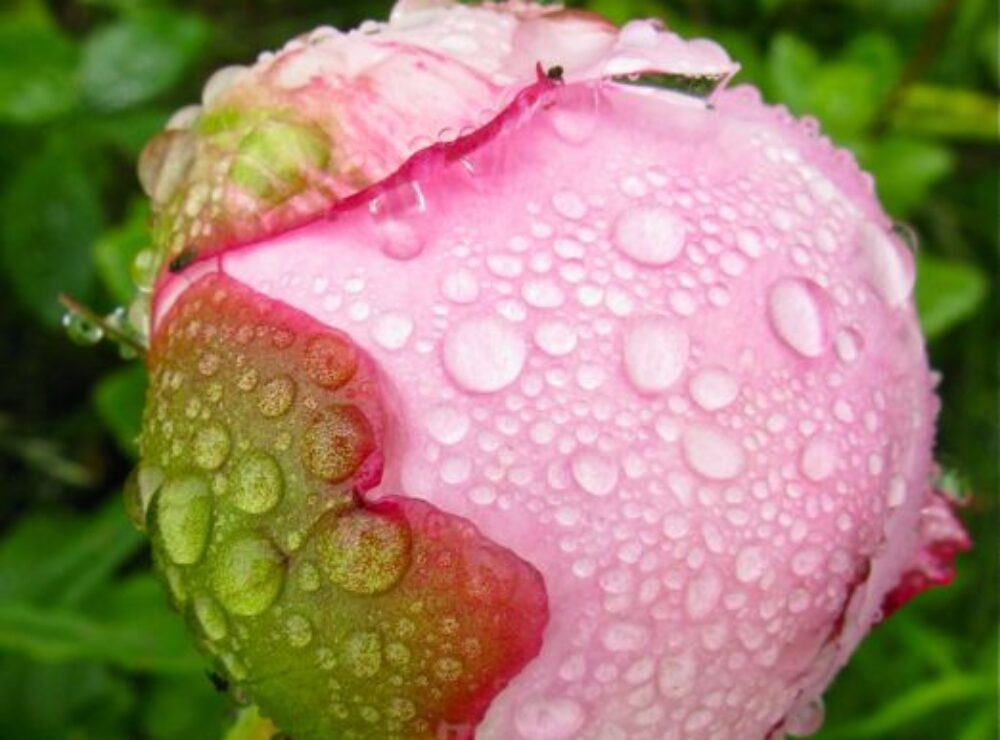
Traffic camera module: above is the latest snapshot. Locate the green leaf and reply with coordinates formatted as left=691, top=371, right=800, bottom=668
left=93, top=200, right=151, bottom=304
left=143, top=675, right=231, bottom=740
left=0, top=497, right=142, bottom=607
left=862, top=136, right=954, bottom=217
left=90, top=107, right=172, bottom=158
left=0, top=137, right=103, bottom=327
left=0, top=19, right=79, bottom=124
left=808, top=62, right=881, bottom=140
left=0, top=576, right=203, bottom=674
left=80, top=9, right=211, bottom=111
left=94, top=363, right=147, bottom=458
left=892, top=84, right=1000, bottom=142
left=765, top=33, right=818, bottom=113
left=915, top=253, right=988, bottom=340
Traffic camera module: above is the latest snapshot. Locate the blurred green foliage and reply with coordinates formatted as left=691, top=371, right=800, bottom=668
left=0, top=0, right=996, bottom=738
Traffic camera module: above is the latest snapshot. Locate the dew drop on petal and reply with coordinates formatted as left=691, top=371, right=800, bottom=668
left=514, top=698, right=586, bottom=740
left=443, top=315, right=526, bottom=393
left=800, top=438, right=837, bottom=482
left=571, top=452, right=620, bottom=497
left=858, top=222, right=914, bottom=307
left=425, top=404, right=470, bottom=445
left=232, top=450, right=284, bottom=514
left=211, top=533, right=284, bottom=616
left=534, top=320, right=578, bottom=357
left=613, top=205, right=686, bottom=266
left=682, top=424, right=744, bottom=480
left=689, top=367, right=739, bottom=411
left=622, top=315, right=689, bottom=394
left=371, top=311, right=414, bottom=351
left=768, top=278, right=830, bottom=358
left=155, top=475, right=213, bottom=565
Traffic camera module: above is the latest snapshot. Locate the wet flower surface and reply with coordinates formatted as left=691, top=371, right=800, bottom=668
left=132, top=2, right=969, bottom=738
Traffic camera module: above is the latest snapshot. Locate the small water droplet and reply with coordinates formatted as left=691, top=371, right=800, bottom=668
left=303, top=334, right=358, bottom=390
left=318, top=509, right=411, bottom=594
left=441, top=269, right=480, bottom=304
left=735, top=546, right=768, bottom=583
left=533, top=320, right=578, bottom=357
left=602, top=621, right=649, bottom=652
left=193, top=595, right=228, bottom=641
left=192, top=423, right=231, bottom=470
left=258, top=375, right=296, bottom=417
left=211, top=533, right=285, bottom=616
left=684, top=568, right=722, bottom=620
left=785, top=698, right=825, bottom=736
left=369, top=182, right=427, bottom=260
left=442, top=315, right=526, bottom=393
left=514, top=697, right=586, bottom=740
left=622, top=315, right=689, bottom=394
left=571, top=452, right=620, bottom=497
left=233, top=450, right=284, bottom=513
left=302, top=405, right=374, bottom=482
left=800, top=437, right=837, bottom=482
left=689, top=367, right=739, bottom=411
left=342, top=630, right=382, bottom=677
left=682, top=424, right=744, bottom=481
left=154, top=475, right=213, bottom=565
left=62, top=311, right=104, bottom=345
left=834, top=328, right=863, bottom=364
left=371, top=311, right=414, bottom=351
left=613, top=205, right=686, bottom=266
left=425, top=404, right=470, bottom=445
left=286, top=613, right=313, bottom=648
left=768, top=278, right=830, bottom=358
left=887, top=475, right=907, bottom=508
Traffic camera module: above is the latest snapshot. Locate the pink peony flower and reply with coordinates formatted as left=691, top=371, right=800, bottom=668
left=130, top=2, right=969, bottom=738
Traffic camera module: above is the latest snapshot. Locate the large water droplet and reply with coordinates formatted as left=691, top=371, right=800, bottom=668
left=369, top=182, right=427, bottom=260
left=785, top=698, right=825, bottom=736
left=155, top=475, right=213, bottom=565
left=768, top=278, right=830, bottom=358
left=318, top=509, right=411, bottom=595
left=212, top=533, right=285, bottom=616
left=622, top=315, right=689, bottom=394
left=689, top=367, right=739, bottom=411
left=514, top=698, right=586, bottom=740
left=682, top=424, right=744, bottom=480
left=571, top=452, right=620, bottom=497
left=442, top=315, right=526, bottom=393
left=123, top=465, right=163, bottom=532
left=233, top=450, right=284, bottom=514
left=613, top=205, right=686, bottom=266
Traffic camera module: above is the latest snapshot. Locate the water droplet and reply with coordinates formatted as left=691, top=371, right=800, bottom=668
left=211, top=533, right=285, bottom=616
left=602, top=621, right=649, bottom=652
left=303, top=334, right=358, bottom=390
left=258, top=375, right=296, bottom=417
left=735, top=546, right=768, bottom=583
left=369, top=182, right=427, bottom=260
left=318, top=509, right=411, bottom=594
left=552, top=190, right=588, bottom=220
left=689, top=367, right=739, bottom=411
left=571, top=452, right=620, bottom=497
left=371, top=311, right=414, bottom=351
left=800, top=438, right=837, bottom=482
left=533, top=320, right=578, bottom=357
left=425, top=404, right=470, bottom=445
left=192, top=423, right=231, bottom=470
left=233, top=450, right=284, bottom=513
left=682, top=424, right=744, bottom=480
left=768, top=278, right=830, bottom=358
left=684, top=568, right=722, bottom=620
left=613, top=205, right=686, bottom=266
left=442, top=315, right=526, bottom=393
left=857, top=222, right=914, bottom=307
left=887, top=475, right=907, bottom=508
left=193, top=595, right=228, bottom=641
left=123, top=465, right=163, bottom=532
left=297, top=561, right=321, bottom=592
left=62, top=311, right=104, bottom=345
left=441, top=269, right=479, bottom=304
left=514, top=698, right=586, bottom=740
left=155, top=475, right=213, bottom=565
left=658, top=652, right=697, bottom=698
left=286, top=613, right=313, bottom=648
left=834, top=328, right=863, bottom=363
left=434, top=656, right=463, bottom=682
left=785, top=698, right=825, bottom=736
left=622, top=315, right=689, bottom=394
left=302, top=405, right=374, bottom=482
left=342, top=630, right=382, bottom=677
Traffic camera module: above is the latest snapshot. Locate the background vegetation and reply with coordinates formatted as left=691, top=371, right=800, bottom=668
left=0, top=0, right=995, bottom=737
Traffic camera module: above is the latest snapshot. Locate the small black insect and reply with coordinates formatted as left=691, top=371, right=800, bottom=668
left=546, top=64, right=565, bottom=82
left=207, top=670, right=229, bottom=693
left=169, top=249, right=197, bottom=273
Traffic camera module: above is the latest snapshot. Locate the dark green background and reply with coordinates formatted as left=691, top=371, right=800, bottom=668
left=0, top=0, right=995, bottom=737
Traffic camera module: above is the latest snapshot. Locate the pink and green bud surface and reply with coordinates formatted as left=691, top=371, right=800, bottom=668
left=129, top=1, right=969, bottom=738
